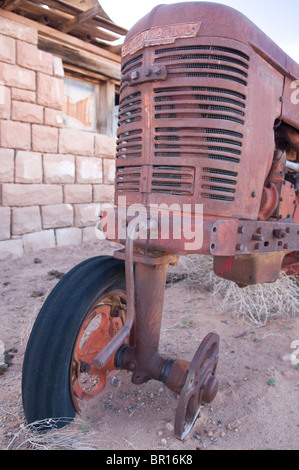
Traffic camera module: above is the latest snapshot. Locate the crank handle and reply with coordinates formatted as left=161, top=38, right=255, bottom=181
left=93, top=218, right=144, bottom=369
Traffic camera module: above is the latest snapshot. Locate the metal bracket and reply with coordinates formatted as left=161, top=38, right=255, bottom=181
left=210, top=219, right=299, bottom=256
left=121, top=64, right=167, bottom=86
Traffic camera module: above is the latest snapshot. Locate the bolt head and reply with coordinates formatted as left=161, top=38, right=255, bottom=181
left=131, top=70, right=139, bottom=80
left=153, top=66, right=161, bottom=75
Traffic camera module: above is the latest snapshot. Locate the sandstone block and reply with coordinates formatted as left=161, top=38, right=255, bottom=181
left=0, top=86, right=11, bottom=119
left=22, top=229, right=55, bottom=253
left=2, top=184, right=63, bottom=206
left=59, top=128, right=95, bottom=156
left=0, top=207, right=10, bottom=240
left=0, top=148, right=14, bottom=182
left=74, top=203, right=98, bottom=227
left=0, top=16, right=37, bottom=44
left=0, top=35, right=15, bottom=64
left=93, top=184, right=114, bottom=203
left=52, top=56, right=64, bottom=78
left=16, top=41, right=52, bottom=74
left=0, top=63, right=35, bottom=90
left=82, top=225, right=97, bottom=243
left=37, top=72, right=63, bottom=109
left=76, top=156, right=102, bottom=183
left=32, top=125, right=58, bottom=153
left=1, top=120, right=31, bottom=149
left=0, top=239, right=23, bottom=260
left=64, top=184, right=92, bottom=203
left=44, top=108, right=64, bottom=127
left=103, top=158, right=115, bottom=184
left=11, top=88, right=35, bottom=103
left=43, top=154, right=74, bottom=183
left=41, top=204, right=73, bottom=229
left=95, top=134, right=116, bottom=158
left=12, top=206, right=41, bottom=235
left=56, top=227, right=82, bottom=247
left=0, top=35, right=15, bottom=66
left=12, top=101, right=43, bottom=124
left=15, top=151, right=42, bottom=183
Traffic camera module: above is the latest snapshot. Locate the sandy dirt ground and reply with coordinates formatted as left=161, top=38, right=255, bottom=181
left=0, top=239, right=298, bottom=451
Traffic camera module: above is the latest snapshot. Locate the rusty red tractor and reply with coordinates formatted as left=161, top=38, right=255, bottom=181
left=22, top=2, right=299, bottom=440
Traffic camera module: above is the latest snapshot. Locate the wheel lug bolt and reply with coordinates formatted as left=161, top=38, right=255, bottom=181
left=79, top=361, right=90, bottom=373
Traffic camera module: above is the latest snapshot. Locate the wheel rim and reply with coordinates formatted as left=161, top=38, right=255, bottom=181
left=174, top=333, right=219, bottom=440
left=70, top=289, right=127, bottom=411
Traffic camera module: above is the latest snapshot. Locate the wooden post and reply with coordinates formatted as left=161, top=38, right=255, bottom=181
left=97, top=80, right=115, bottom=136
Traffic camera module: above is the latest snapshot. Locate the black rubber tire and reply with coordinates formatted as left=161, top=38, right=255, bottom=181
left=22, top=256, right=125, bottom=429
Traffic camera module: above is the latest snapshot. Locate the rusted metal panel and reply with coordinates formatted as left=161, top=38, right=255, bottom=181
left=281, top=75, right=299, bottom=130
left=213, top=252, right=286, bottom=285
left=282, top=251, right=299, bottom=275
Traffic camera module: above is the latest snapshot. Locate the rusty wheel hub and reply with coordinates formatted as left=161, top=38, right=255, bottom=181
left=174, top=332, right=220, bottom=440
left=70, top=290, right=126, bottom=411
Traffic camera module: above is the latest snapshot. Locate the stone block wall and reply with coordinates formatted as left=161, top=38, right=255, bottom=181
left=0, top=13, right=116, bottom=259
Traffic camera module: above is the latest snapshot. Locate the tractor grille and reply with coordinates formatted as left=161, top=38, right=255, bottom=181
left=151, top=165, right=194, bottom=195
left=117, top=55, right=144, bottom=160
left=116, top=42, right=250, bottom=212
left=116, top=166, right=141, bottom=193
left=116, top=165, right=195, bottom=196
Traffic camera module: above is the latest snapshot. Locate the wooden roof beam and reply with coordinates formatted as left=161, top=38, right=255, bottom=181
left=70, top=22, right=120, bottom=42
left=1, top=0, right=23, bottom=11
left=32, top=0, right=128, bottom=36
left=58, top=3, right=100, bottom=33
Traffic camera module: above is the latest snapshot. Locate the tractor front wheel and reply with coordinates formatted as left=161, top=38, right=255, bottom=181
left=22, top=256, right=127, bottom=429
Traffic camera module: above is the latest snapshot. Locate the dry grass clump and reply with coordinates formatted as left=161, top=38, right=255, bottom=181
left=6, top=417, right=102, bottom=450
left=2, top=400, right=101, bottom=450
left=178, top=255, right=299, bottom=325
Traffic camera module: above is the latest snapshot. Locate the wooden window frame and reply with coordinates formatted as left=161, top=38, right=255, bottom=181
left=63, top=64, right=117, bottom=136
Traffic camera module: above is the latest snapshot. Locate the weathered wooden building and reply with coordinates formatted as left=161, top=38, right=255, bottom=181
left=0, top=0, right=127, bottom=258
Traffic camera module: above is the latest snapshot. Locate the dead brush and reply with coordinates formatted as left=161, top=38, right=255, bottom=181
left=178, top=255, right=299, bottom=326
left=5, top=416, right=102, bottom=450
